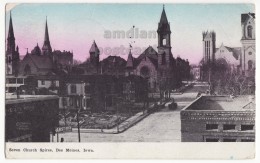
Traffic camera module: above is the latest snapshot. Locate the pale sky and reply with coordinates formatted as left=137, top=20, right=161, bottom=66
left=6, top=3, right=254, bottom=64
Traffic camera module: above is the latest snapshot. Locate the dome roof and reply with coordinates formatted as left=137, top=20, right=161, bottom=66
left=31, top=43, right=41, bottom=55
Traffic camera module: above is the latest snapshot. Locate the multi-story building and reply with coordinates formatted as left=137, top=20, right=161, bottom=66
left=6, top=95, right=59, bottom=142
left=181, top=95, right=255, bottom=142
left=63, top=75, right=147, bottom=112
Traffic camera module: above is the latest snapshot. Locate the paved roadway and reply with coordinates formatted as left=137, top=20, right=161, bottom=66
left=54, top=84, right=205, bottom=142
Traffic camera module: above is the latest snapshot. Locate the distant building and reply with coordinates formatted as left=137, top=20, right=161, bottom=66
left=5, top=95, right=59, bottom=142
left=201, top=13, right=255, bottom=80
left=181, top=95, right=255, bottom=142
left=78, top=47, right=126, bottom=76
left=63, top=75, right=147, bottom=112
left=6, top=15, right=73, bottom=77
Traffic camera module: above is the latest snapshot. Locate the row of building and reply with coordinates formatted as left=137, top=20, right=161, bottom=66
left=190, top=13, right=255, bottom=81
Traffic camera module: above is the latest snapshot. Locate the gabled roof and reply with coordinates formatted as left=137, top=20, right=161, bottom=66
left=216, top=45, right=241, bottom=60
left=25, top=54, right=53, bottom=69
left=137, top=46, right=158, bottom=60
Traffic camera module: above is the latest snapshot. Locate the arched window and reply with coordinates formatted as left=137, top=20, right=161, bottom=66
left=162, top=38, right=166, bottom=46
left=140, top=66, right=150, bottom=78
left=162, top=53, right=166, bottom=65
left=247, top=26, right=253, bottom=38
left=8, top=56, right=12, bottom=63
left=70, top=84, right=77, bottom=94
left=248, top=60, right=253, bottom=70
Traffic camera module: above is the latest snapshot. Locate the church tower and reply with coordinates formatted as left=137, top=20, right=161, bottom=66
left=89, top=40, right=100, bottom=73
left=157, top=5, right=172, bottom=68
left=202, top=31, right=216, bottom=64
left=42, top=18, right=52, bottom=55
left=6, top=12, right=20, bottom=75
left=240, top=13, right=255, bottom=76
left=126, top=49, right=134, bottom=76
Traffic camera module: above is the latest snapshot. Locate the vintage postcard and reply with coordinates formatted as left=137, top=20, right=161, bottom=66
left=4, top=2, right=256, bottom=159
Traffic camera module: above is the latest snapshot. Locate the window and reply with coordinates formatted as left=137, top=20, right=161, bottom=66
left=223, top=139, right=236, bottom=142
left=205, top=138, right=219, bottom=142
left=223, top=124, right=236, bottom=131
left=241, top=125, right=254, bottom=131
left=206, top=124, right=218, bottom=130
left=248, top=52, right=252, bottom=55
left=17, top=78, right=23, bottom=84
left=41, top=80, right=45, bottom=85
left=8, top=78, right=16, bottom=84
left=8, top=56, right=11, bottom=63
left=162, top=38, right=166, bottom=46
left=248, top=60, right=253, bottom=70
left=247, top=25, right=253, bottom=38
left=71, top=84, right=76, bottom=94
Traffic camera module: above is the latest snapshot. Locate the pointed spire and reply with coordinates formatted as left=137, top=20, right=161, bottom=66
left=42, top=16, right=52, bottom=55
left=157, top=5, right=170, bottom=32
left=8, top=11, right=15, bottom=39
left=44, top=17, right=50, bottom=43
left=159, top=5, right=168, bottom=25
left=126, top=49, right=134, bottom=68
left=89, top=40, right=100, bottom=53
left=7, top=11, right=16, bottom=53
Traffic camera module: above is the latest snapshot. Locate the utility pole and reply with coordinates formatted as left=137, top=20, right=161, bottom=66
left=76, top=95, right=81, bottom=142
left=116, top=96, right=119, bottom=133
left=77, top=110, right=81, bottom=142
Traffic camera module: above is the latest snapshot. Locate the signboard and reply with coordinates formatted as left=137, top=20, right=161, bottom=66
left=55, top=126, right=72, bottom=133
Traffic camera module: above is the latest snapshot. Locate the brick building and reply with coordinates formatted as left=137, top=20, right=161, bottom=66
left=181, top=96, right=255, bottom=142
left=5, top=95, right=59, bottom=142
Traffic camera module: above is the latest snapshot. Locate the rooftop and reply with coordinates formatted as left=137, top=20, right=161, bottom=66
left=6, top=94, right=59, bottom=104
left=183, top=95, right=255, bottom=111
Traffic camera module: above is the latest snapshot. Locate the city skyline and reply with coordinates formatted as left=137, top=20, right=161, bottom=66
left=6, top=3, right=254, bottom=64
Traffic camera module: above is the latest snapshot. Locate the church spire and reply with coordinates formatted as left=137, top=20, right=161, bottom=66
left=7, top=11, right=15, bottom=53
left=42, top=17, right=52, bottom=55
left=8, top=11, right=14, bottom=39
left=157, top=5, right=170, bottom=33
left=126, top=49, right=134, bottom=68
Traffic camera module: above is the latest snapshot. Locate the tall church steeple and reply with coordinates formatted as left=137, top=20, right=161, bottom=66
left=7, top=11, right=15, bottom=53
left=157, top=5, right=172, bottom=67
left=6, top=11, right=19, bottom=75
left=42, top=17, right=52, bottom=55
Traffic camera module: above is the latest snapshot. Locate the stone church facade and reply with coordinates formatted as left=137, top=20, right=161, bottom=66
left=125, top=6, right=183, bottom=92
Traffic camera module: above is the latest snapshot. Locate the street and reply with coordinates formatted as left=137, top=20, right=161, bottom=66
left=54, top=84, right=205, bottom=142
